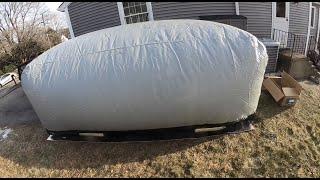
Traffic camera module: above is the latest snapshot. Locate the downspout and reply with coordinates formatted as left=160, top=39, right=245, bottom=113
left=316, top=8, right=320, bottom=51
left=65, top=6, right=75, bottom=38
left=235, top=2, right=239, bottom=15
left=305, top=2, right=312, bottom=56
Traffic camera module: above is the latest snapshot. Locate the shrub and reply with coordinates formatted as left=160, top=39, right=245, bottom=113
left=10, top=39, right=45, bottom=64
left=0, top=53, right=13, bottom=72
left=46, top=28, right=62, bottom=46
left=0, top=29, right=64, bottom=71
left=3, top=64, right=16, bottom=73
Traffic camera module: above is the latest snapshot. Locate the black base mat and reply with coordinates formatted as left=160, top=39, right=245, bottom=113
left=47, top=118, right=255, bottom=143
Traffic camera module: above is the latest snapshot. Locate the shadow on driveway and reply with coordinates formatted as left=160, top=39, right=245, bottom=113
left=0, top=83, right=39, bottom=127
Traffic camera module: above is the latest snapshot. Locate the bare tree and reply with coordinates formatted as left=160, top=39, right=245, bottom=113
left=46, top=12, right=65, bottom=31
left=0, top=2, right=68, bottom=69
left=0, top=2, right=52, bottom=51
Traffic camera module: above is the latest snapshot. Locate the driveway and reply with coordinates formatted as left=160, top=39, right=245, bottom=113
left=0, top=82, right=39, bottom=127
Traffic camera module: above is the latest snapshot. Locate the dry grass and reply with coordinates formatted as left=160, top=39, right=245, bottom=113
left=0, top=80, right=319, bottom=178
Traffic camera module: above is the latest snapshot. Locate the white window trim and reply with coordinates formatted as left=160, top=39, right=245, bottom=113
left=117, top=2, right=154, bottom=25
left=117, top=2, right=126, bottom=25
left=146, top=2, right=154, bottom=21
left=235, top=2, right=239, bottom=15
left=305, top=2, right=312, bottom=56
left=311, top=6, right=316, bottom=29
left=125, top=12, right=149, bottom=18
left=316, top=8, right=320, bottom=51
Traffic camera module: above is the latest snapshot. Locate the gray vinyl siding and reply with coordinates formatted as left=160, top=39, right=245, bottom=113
left=289, top=2, right=310, bottom=35
left=287, top=2, right=310, bottom=53
left=68, top=2, right=120, bottom=37
left=152, top=2, right=236, bottom=20
left=238, top=2, right=272, bottom=38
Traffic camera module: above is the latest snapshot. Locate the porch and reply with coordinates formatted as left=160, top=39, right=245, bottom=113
left=272, top=28, right=318, bottom=56
left=269, top=28, right=320, bottom=83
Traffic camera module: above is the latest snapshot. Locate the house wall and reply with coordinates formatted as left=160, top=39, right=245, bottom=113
left=152, top=2, right=275, bottom=38
left=68, top=2, right=120, bottom=37
left=66, top=2, right=274, bottom=40
left=66, top=2, right=313, bottom=42
left=283, top=2, right=310, bottom=54
left=151, top=2, right=236, bottom=20
left=289, top=2, right=310, bottom=35
left=238, top=2, right=272, bottom=38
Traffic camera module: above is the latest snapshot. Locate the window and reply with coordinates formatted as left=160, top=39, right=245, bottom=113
left=118, top=2, right=154, bottom=25
left=311, top=6, right=316, bottom=28
left=276, top=2, right=286, bottom=18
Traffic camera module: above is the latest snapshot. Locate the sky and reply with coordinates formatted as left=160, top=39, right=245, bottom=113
left=44, top=2, right=68, bottom=28
left=45, top=2, right=62, bottom=12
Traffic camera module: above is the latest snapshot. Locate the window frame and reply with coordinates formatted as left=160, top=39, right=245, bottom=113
left=117, top=2, right=154, bottom=25
left=311, top=6, right=316, bottom=29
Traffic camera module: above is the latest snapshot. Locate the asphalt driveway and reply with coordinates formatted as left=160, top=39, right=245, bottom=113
left=0, top=82, right=39, bottom=127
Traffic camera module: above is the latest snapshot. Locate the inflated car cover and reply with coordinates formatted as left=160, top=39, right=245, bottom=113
left=21, top=20, right=268, bottom=132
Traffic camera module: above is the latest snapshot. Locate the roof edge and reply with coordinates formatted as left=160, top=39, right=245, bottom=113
left=57, top=2, right=71, bottom=12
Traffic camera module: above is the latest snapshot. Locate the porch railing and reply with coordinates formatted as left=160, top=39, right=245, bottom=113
left=272, top=28, right=317, bottom=57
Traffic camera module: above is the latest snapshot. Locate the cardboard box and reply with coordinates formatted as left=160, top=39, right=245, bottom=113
left=262, top=71, right=302, bottom=106
left=278, top=50, right=313, bottom=79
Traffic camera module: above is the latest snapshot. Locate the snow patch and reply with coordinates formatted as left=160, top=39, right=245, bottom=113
left=0, top=127, right=13, bottom=141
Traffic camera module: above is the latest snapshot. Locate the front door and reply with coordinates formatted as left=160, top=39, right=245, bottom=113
left=272, top=2, right=290, bottom=46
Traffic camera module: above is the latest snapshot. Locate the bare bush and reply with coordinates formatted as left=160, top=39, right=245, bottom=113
left=0, top=2, right=48, bottom=45
left=0, top=2, right=68, bottom=73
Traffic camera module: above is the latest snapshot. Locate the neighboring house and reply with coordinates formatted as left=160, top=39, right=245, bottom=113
left=57, top=2, right=320, bottom=72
